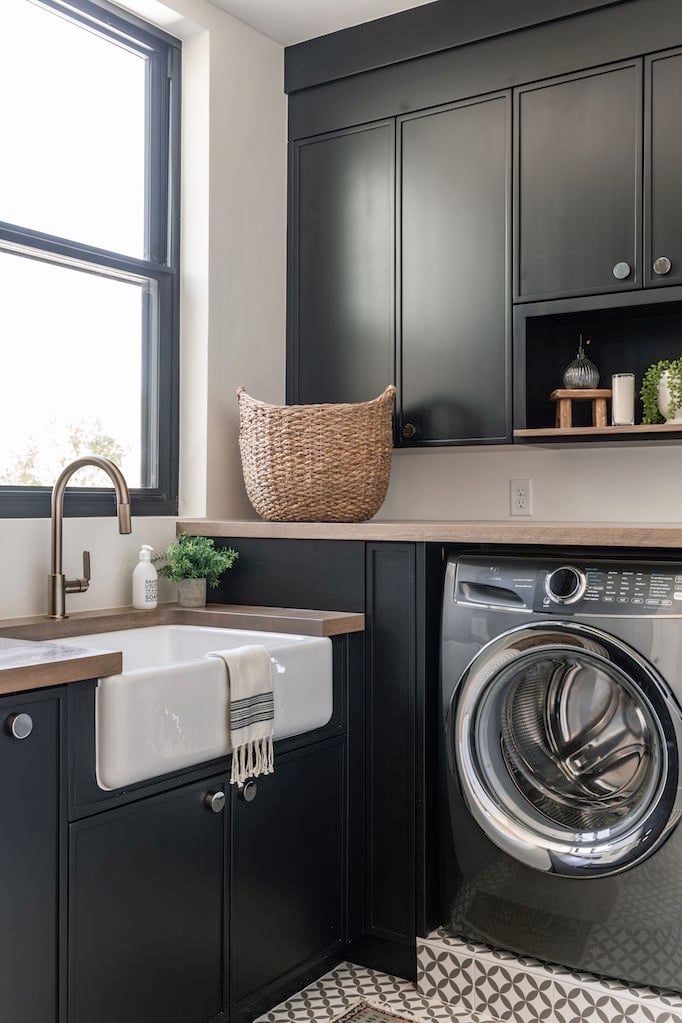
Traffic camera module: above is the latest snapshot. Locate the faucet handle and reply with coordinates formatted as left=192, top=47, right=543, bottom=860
left=65, top=551, right=91, bottom=595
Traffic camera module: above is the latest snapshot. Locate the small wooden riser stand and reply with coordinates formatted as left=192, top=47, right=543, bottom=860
left=550, top=389, right=612, bottom=429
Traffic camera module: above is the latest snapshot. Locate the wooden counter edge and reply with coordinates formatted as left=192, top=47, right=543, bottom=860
left=0, top=651, right=122, bottom=696
left=0, top=603, right=365, bottom=642
left=176, top=519, right=682, bottom=549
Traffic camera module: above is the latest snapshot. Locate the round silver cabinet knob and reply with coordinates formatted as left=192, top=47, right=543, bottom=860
left=612, top=261, right=631, bottom=280
left=7, top=713, right=33, bottom=740
left=545, top=565, right=587, bottom=605
left=653, top=256, right=672, bottom=276
left=402, top=423, right=416, bottom=440
left=205, top=791, right=225, bottom=814
left=240, top=780, right=258, bottom=803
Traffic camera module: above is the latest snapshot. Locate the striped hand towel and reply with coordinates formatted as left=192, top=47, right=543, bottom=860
left=206, top=645, right=274, bottom=786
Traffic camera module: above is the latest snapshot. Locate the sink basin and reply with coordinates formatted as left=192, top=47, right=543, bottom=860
left=52, top=625, right=332, bottom=790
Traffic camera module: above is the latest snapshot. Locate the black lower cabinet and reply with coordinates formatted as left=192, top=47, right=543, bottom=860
left=353, top=544, right=417, bottom=978
left=229, top=738, right=346, bottom=1019
left=68, top=775, right=227, bottom=1023
left=350, top=543, right=441, bottom=980
left=0, top=692, right=61, bottom=1023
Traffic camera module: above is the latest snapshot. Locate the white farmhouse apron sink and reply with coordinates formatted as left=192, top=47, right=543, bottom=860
left=52, top=625, right=333, bottom=790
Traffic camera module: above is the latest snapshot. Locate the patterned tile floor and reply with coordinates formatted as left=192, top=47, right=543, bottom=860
left=256, top=961, right=500, bottom=1022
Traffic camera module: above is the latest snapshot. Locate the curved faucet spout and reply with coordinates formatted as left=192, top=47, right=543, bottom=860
left=48, top=455, right=132, bottom=618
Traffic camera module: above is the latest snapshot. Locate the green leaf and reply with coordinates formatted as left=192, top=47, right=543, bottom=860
left=153, top=535, right=238, bottom=587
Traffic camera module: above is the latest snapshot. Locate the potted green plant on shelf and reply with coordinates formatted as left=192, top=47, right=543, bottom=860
left=641, top=358, right=682, bottom=425
left=154, top=535, right=239, bottom=608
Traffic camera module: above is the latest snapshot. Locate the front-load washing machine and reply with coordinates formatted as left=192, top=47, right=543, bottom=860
left=441, top=553, right=682, bottom=990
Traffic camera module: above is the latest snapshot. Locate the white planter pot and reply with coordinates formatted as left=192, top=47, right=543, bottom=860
left=658, top=370, right=682, bottom=424
left=177, top=578, right=207, bottom=608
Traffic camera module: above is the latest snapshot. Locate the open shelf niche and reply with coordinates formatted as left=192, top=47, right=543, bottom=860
left=513, top=290, right=682, bottom=443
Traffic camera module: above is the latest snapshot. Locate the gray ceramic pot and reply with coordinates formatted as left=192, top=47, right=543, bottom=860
left=177, top=578, right=207, bottom=608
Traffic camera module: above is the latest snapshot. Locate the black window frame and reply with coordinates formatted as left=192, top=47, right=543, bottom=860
left=0, top=0, right=180, bottom=518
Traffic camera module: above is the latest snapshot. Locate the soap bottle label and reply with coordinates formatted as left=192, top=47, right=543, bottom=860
left=145, top=579, right=158, bottom=603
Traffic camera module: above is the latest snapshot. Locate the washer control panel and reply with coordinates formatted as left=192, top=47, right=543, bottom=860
left=454, top=556, right=682, bottom=616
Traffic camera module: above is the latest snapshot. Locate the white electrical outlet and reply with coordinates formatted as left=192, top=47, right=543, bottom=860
left=510, top=478, right=533, bottom=516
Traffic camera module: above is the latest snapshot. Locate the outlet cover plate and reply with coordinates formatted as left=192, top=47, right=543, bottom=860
left=510, top=478, right=533, bottom=516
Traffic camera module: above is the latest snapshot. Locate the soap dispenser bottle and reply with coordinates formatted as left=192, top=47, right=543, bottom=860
left=133, top=545, right=158, bottom=610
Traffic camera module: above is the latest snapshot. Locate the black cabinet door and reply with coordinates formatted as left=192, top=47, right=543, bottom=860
left=399, top=93, right=511, bottom=445
left=230, top=738, right=345, bottom=1012
left=0, top=693, right=60, bottom=1023
left=289, top=121, right=395, bottom=404
left=515, top=60, right=642, bottom=301
left=69, top=776, right=226, bottom=1023
left=645, top=48, right=682, bottom=289
left=364, top=544, right=416, bottom=948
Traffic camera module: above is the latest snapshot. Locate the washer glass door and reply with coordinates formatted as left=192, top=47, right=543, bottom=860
left=450, top=622, right=682, bottom=876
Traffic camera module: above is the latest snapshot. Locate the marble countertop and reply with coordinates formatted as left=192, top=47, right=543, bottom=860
left=0, top=636, right=121, bottom=696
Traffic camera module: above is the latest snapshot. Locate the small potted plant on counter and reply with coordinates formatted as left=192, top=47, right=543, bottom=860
left=641, top=357, right=682, bottom=425
left=155, top=535, right=238, bottom=608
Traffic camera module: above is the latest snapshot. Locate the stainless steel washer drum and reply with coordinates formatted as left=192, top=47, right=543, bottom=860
left=448, top=621, right=682, bottom=877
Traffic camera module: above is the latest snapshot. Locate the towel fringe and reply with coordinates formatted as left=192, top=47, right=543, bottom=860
left=231, top=734, right=275, bottom=788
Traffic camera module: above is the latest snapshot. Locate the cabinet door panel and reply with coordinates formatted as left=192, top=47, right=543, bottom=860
left=230, top=739, right=345, bottom=1009
left=291, top=122, right=395, bottom=404
left=0, top=695, right=60, bottom=1023
left=399, top=94, right=510, bottom=444
left=516, top=61, right=642, bottom=300
left=646, top=48, right=682, bottom=288
left=365, top=543, right=416, bottom=943
left=69, top=776, right=226, bottom=1023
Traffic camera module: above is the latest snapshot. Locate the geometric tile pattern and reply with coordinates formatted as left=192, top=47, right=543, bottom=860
left=255, top=961, right=501, bottom=1022
left=417, top=931, right=682, bottom=1023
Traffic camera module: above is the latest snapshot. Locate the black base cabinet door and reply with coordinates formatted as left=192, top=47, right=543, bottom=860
left=69, top=775, right=227, bottom=1023
left=230, top=738, right=346, bottom=1015
left=515, top=60, right=642, bottom=301
left=0, top=693, right=60, bottom=1023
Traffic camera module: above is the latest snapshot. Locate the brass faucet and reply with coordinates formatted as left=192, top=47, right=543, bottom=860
left=47, top=456, right=132, bottom=619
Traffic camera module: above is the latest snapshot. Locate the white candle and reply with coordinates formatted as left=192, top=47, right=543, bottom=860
left=612, top=373, right=635, bottom=426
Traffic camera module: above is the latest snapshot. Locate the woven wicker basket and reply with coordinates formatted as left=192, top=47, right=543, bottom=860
left=237, top=385, right=396, bottom=522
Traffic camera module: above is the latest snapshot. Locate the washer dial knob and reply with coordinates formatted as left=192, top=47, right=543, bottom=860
left=545, top=565, right=587, bottom=605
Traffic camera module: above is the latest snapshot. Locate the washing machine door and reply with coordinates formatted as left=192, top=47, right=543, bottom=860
left=449, top=620, right=682, bottom=877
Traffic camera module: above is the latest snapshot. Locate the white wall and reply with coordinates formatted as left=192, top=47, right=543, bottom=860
left=378, top=444, right=682, bottom=522
left=0, top=0, right=286, bottom=619
left=0, top=517, right=178, bottom=619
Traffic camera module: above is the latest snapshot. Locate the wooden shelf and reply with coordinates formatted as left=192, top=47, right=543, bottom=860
left=514, top=423, right=682, bottom=439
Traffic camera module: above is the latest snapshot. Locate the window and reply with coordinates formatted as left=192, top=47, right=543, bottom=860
left=0, top=0, right=180, bottom=516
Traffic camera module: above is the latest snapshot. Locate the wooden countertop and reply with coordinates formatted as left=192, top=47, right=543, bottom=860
left=178, top=519, right=682, bottom=549
left=0, top=603, right=364, bottom=696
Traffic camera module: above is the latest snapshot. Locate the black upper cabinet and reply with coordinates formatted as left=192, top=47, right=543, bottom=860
left=399, top=93, right=511, bottom=444
left=69, top=776, right=227, bottom=1023
left=289, top=122, right=395, bottom=404
left=645, top=48, right=682, bottom=289
left=230, top=739, right=346, bottom=1014
left=0, top=693, right=60, bottom=1023
left=515, top=60, right=643, bottom=302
